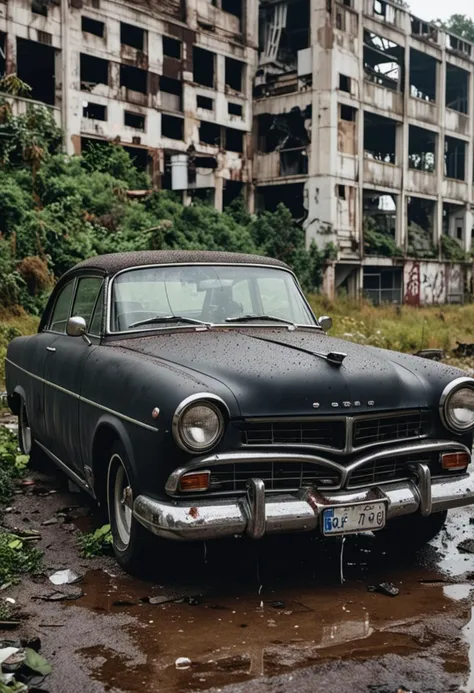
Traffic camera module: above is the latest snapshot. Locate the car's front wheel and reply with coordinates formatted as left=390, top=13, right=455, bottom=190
left=375, top=510, right=447, bottom=551
left=107, top=442, right=154, bottom=574
left=18, top=400, right=32, bottom=455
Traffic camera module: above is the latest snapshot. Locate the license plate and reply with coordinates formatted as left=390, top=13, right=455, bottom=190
left=322, top=501, right=386, bottom=536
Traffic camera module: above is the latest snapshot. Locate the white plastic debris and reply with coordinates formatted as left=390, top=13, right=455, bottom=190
left=5, top=597, right=15, bottom=604
left=0, top=647, right=19, bottom=666
left=175, top=657, right=191, bottom=670
left=49, top=569, right=82, bottom=586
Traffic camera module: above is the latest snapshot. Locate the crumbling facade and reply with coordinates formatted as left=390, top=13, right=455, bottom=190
left=1, top=0, right=474, bottom=304
left=0, top=0, right=257, bottom=210
left=254, top=0, right=474, bottom=304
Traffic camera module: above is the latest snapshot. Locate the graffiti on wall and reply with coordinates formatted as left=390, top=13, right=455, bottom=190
left=403, top=261, right=463, bottom=305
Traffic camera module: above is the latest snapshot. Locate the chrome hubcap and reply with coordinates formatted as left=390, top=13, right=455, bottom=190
left=113, top=458, right=132, bottom=547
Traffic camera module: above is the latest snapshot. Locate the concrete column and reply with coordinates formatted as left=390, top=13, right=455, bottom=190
left=464, top=208, right=473, bottom=254
left=435, top=54, right=447, bottom=253
left=399, top=40, right=410, bottom=251
left=215, top=53, right=225, bottom=93
left=214, top=176, right=224, bottom=211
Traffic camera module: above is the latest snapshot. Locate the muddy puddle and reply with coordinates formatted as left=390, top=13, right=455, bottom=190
left=64, top=524, right=474, bottom=693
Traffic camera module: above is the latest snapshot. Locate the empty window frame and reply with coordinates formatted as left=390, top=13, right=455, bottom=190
left=120, top=22, right=145, bottom=51
left=408, top=126, right=436, bottom=172
left=83, top=102, right=107, bottom=120
left=120, top=64, right=147, bottom=94
left=363, top=30, right=404, bottom=92
left=193, top=47, right=215, bottom=87
left=160, top=76, right=183, bottom=111
left=31, top=0, right=48, bottom=16
left=82, top=16, right=105, bottom=37
left=163, top=36, right=181, bottom=59
left=162, top=114, right=184, bottom=140
left=364, top=112, right=397, bottom=164
left=446, top=63, right=469, bottom=114
left=228, top=101, right=243, bottom=116
left=80, top=53, right=109, bottom=87
left=124, top=111, right=145, bottom=130
left=225, top=127, right=244, bottom=153
left=340, top=104, right=357, bottom=121
left=339, top=74, right=351, bottom=93
left=200, top=121, right=221, bottom=146
left=197, top=95, right=214, bottom=110
left=222, top=0, right=242, bottom=18
left=444, top=136, right=466, bottom=180
left=17, top=38, right=56, bottom=104
left=225, top=57, right=244, bottom=92
left=409, top=48, right=437, bottom=102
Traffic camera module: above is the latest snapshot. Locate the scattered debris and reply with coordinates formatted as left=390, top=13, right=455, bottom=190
left=269, top=600, right=285, bottom=609
left=42, top=517, right=58, bottom=526
left=34, top=588, right=84, bottom=602
left=368, top=582, right=400, bottom=597
left=414, top=349, right=444, bottom=361
left=458, top=539, right=474, bottom=554
left=49, top=569, right=82, bottom=586
left=453, top=342, right=474, bottom=358
left=175, top=657, right=191, bottom=669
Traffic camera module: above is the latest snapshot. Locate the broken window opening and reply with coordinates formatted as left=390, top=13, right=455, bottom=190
left=225, top=127, right=244, bottom=153
left=223, top=181, right=244, bottom=210
left=190, top=189, right=215, bottom=206
left=257, top=106, right=311, bottom=153
left=122, top=145, right=149, bottom=172
left=363, top=191, right=398, bottom=257
left=280, top=147, right=307, bottom=176
left=120, top=64, right=147, bottom=94
left=124, top=111, right=145, bottom=130
left=411, top=16, right=438, bottom=42
left=338, top=185, right=346, bottom=200
left=442, top=203, right=466, bottom=260
left=257, top=182, right=306, bottom=221
left=339, top=74, right=351, bottom=93
left=447, top=34, right=472, bottom=58
left=373, top=0, right=395, bottom=24
left=338, top=104, right=357, bottom=154
left=17, top=38, right=56, bottom=105
left=446, top=63, right=469, bottom=114
left=82, top=16, right=105, bottom=38
left=160, top=76, right=182, bottom=111
left=225, top=57, right=244, bottom=92
left=408, top=126, right=436, bottom=173
left=363, top=30, right=404, bottom=92
left=228, top=101, right=243, bottom=116
left=409, top=48, right=436, bottom=102
left=193, top=47, right=215, bottom=88
left=200, top=122, right=221, bottom=146
left=258, top=0, right=309, bottom=75
left=197, top=95, right=214, bottom=110
left=120, top=22, right=145, bottom=51
left=83, top=102, right=107, bottom=120
left=407, top=196, right=437, bottom=258
left=363, top=267, right=402, bottom=305
left=31, top=0, right=48, bottom=16
left=222, top=0, right=242, bottom=19
left=0, top=33, right=5, bottom=79
left=445, top=136, right=466, bottom=181
left=80, top=53, right=109, bottom=89
left=163, top=36, right=181, bottom=59
left=162, top=114, right=184, bottom=140
left=340, top=104, right=356, bottom=121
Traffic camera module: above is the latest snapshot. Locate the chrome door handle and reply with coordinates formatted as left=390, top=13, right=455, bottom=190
left=46, top=347, right=56, bottom=353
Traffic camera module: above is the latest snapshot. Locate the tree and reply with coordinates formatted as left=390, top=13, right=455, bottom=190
left=436, top=15, right=474, bottom=42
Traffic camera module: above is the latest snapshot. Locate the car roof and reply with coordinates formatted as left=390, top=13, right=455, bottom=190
left=68, top=251, right=290, bottom=277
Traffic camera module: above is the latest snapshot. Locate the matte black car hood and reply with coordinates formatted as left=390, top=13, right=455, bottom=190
left=108, top=328, right=465, bottom=418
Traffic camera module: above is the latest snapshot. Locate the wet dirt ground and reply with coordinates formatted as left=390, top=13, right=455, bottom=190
left=3, top=455, right=474, bottom=692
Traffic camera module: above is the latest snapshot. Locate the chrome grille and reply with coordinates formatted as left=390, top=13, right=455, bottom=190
left=353, top=410, right=431, bottom=448
left=242, top=420, right=345, bottom=450
left=348, top=453, right=435, bottom=488
left=208, top=462, right=340, bottom=494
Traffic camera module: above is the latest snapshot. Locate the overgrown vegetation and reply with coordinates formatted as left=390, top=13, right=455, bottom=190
left=441, top=234, right=468, bottom=263
left=77, top=524, right=113, bottom=558
left=0, top=428, right=28, bottom=506
left=0, top=531, right=42, bottom=586
left=363, top=217, right=403, bottom=258
left=407, top=223, right=438, bottom=259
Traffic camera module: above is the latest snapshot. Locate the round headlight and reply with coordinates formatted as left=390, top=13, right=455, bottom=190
left=175, top=400, right=224, bottom=452
left=441, top=380, right=474, bottom=432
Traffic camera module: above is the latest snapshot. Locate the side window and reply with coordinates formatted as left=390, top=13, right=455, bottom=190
left=49, top=281, right=75, bottom=333
left=89, top=285, right=104, bottom=335
left=72, top=277, right=103, bottom=330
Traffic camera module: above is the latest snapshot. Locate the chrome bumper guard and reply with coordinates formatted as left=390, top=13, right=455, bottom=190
left=133, top=463, right=474, bottom=541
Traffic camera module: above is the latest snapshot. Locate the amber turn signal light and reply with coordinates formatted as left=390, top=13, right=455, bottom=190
left=179, top=471, right=210, bottom=492
left=441, top=452, right=470, bottom=470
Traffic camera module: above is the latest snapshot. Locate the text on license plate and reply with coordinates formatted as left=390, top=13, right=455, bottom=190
left=322, top=502, right=386, bottom=535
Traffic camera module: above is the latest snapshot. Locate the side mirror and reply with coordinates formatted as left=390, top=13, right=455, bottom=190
left=318, top=315, right=332, bottom=333
left=67, top=316, right=87, bottom=337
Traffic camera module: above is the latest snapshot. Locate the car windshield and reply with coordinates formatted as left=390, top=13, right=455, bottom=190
left=110, top=265, right=316, bottom=332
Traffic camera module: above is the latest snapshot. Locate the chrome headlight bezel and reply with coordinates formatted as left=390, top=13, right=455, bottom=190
left=172, top=393, right=228, bottom=453
left=439, top=377, right=474, bottom=433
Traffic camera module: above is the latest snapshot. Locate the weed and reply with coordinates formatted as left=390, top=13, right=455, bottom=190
left=77, top=524, right=113, bottom=558
left=0, top=428, right=28, bottom=505
left=0, top=532, right=42, bottom=585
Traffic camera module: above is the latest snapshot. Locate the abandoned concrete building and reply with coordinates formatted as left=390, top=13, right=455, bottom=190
left=1, top=0, right=474, bottom=304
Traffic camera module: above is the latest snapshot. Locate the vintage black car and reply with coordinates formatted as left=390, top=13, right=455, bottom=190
left=5, top=250, right=474, bottom=573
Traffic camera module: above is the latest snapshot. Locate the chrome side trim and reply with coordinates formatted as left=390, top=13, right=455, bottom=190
left=35, top=441, right=92, bottom=494
left=165, top=439, right=471, bottom=495
left=439, top=376, right=474, bottom=433
left=5, top=358, right=158, bottom=433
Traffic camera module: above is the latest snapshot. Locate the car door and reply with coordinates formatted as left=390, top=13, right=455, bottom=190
left=43, top=275, right=103, bottom=473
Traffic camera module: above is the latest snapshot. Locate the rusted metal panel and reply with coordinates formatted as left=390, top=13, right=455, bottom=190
left=163, top=56, right=181, bottom=80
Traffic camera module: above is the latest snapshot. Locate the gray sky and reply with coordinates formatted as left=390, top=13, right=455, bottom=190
left=409, top=0, right=473, bottom=21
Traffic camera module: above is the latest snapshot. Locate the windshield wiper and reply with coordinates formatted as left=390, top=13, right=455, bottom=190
left=129, top=315, right=211, bottom=328
left=225, top=314, right=296, bottom=327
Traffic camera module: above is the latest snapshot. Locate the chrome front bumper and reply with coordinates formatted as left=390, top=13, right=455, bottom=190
left=133, top=464, right=474, bottom=541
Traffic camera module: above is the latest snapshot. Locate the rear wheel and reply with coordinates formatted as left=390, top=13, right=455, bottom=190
left=375, top=510, right=447, bottom=551
left=107, top=441, right=156, bottom=574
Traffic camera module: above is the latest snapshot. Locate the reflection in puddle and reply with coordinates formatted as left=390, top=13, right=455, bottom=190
left=444, top=584, right=473, bottom=601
